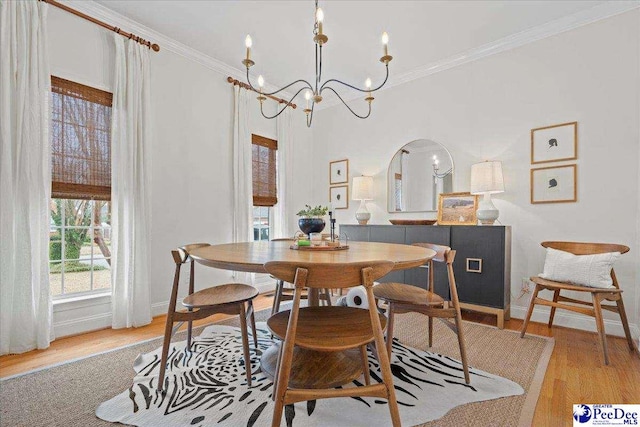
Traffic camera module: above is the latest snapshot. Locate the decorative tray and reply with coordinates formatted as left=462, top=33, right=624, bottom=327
left=290, top=245, right=349, bottom=251
left=389, top=219, right=437, bottom=225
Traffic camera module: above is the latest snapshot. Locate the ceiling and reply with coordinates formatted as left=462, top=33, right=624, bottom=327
left=96, top=1, right=606, bottom=95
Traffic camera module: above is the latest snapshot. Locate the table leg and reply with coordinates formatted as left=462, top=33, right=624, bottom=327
left=308, top=288, right=320, bottom=307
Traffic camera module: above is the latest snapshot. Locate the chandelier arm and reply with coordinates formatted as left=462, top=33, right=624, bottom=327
left=321, top=86, right=372, bottom=119
left=433, top=169, right=453, bottom=179
left=320, top=64, right=389, bottom=93
left=245, top=67, right=313, bottom=96
left=259, top=86, right=309, bottom=120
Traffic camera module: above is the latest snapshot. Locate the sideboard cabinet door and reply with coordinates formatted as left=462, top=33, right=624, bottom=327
left=450, top=226, right=511, bottom=310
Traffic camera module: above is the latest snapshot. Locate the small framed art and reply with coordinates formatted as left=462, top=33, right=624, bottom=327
left=531, top=121, right=577, bottom=164
left=329, top=185, right=349, bottom=209
left=530, top=164, right=577, bottom=204
left=437, top=192, right=479, bottom=225
left=329, top=159, right=349, bottom=185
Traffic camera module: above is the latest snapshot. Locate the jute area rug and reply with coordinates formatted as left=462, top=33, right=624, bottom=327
left=0, top=310, right=553, bottom=427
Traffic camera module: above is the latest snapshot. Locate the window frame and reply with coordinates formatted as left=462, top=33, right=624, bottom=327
left=49, top=76, right=114, bottom=299
left=251, top=134, right=278, bottom=207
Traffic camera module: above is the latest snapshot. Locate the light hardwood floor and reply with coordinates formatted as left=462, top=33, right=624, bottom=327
left=1, top=293, right=639, bottom=426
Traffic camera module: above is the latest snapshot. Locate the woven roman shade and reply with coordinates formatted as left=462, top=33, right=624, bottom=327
left=252, top=134, right=277, bottom=207
left=51, top=76, right=113, bottom=200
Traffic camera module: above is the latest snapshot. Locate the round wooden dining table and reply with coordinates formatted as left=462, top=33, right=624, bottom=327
left=189, top=240, right=435, bottom=388
left=189, top=240, right=434, bottom=273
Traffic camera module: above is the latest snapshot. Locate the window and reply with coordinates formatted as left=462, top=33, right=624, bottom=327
left=253, top=206, right=270, bottom=242
left=394, top=173, right=402, bottom=211
left=251, top=134, right=277, bottom=242
left=49, top=77, right=113, bottom=297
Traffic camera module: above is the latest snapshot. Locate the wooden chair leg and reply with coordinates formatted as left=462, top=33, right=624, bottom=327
left=592, top=293, right=610, bottom=365
left=360, top=345, right=371, bottom=385
left=186, top=320, right=193, bottom=351
left=428, top=316, right=433, bottom=348
left=272, top=280, right=284, bottom=316
left=366, top=289, right=401, bottom=427
left=158, top=314, right=174, bottom=393
left=271, top=288, right=303, bottom=427
left=324, top=289, right=332, bottom=306
left=386, top=303, right=395, bottom=358
left=615, top=296, right=639, bottom=355
left=453, top=308, right=470, bottom=384
left=239, top=303, right=253, bottom=386
left=248, top=300, right=258, bottom=348
left=548, top=289, right=560, bottom=328
left=520, top=284, right=541, bottom=338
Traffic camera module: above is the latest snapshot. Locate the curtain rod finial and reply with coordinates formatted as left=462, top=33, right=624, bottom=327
left=151, top=44, right=160, bottom=52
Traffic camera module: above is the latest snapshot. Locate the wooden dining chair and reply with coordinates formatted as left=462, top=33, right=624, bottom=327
left=520, top=241, right=638, bottom=365
left=270, top=238, right=332, bottom=315
left=373, top=243, right=470, bottom=384
left=265, top=260, right=401, bottom=427
left=158, top=243, right=259, bottom=392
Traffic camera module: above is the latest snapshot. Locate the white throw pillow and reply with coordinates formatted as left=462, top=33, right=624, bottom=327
left=538, top=247, right=621, bottom=289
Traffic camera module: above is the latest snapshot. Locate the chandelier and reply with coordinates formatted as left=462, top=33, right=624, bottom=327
left=241, top=0, right=393, bottom=127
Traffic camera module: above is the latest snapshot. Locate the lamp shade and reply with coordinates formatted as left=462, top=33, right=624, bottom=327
left=352, top=176, right=374, bottom=200
left=470, top=160, right=504, bottom=195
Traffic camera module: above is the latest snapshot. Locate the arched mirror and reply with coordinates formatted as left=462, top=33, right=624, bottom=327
left=387, top=139, right=454, bottom=212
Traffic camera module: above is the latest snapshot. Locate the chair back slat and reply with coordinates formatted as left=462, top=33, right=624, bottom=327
left=265, top=260, right=394, bottom=289
left=412, top=243, right=451, bottom=263
left=542, top=241, right=629, bottom=255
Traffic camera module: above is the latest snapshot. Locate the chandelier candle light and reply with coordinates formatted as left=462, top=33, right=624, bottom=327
left=432, top=154, right=452, bottom=184
left=470, top=160, right=505, bottom=225
left=242, top=0, right=393, bottom=127
left=352, top=176, right=374, bottom=225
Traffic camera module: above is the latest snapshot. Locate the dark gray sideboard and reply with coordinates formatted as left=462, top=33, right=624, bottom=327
left=340, top=224, right=511, bottom=328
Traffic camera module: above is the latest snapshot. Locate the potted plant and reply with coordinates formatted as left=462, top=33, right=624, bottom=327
left=296, top=204, right=329, bottom=235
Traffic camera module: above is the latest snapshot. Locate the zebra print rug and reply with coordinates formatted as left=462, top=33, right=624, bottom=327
left=96, top=322, right=524, bottom=426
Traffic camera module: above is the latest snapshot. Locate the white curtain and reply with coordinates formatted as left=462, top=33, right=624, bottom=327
left=110, top=35, right=152, bottom=329
left=273, top=108, right=293, bottom=238
left=0, top=1, right=53, bottom=354
left=231, top=85, right=253, bottom=282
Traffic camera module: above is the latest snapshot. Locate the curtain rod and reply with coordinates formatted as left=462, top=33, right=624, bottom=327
left=40, top=0, right=160, bottom=52
left=227, top=77, right=297, bottom=109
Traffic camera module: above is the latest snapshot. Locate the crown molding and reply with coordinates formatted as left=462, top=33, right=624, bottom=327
left=61, top=0, right=638, bottom=110
left=60, top=0, right=286, bottom=96
left=317, top=0, right=640, bottom=110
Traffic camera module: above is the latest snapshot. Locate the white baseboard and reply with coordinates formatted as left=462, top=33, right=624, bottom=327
left=511, top=305, right=640, bottom=341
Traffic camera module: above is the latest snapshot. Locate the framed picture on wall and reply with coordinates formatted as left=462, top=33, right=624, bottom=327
left=531, top=121, right=577, bottom=164
left=437, top=192, right=478, bottom=225
left=531, top=164, right=577, bottom=204
left=329, top=159, right=349, bottom=185
left=329, top=185, right=349, bottom=209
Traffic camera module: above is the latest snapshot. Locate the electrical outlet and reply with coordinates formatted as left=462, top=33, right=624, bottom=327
left=521, top=278, right=531, bottom=293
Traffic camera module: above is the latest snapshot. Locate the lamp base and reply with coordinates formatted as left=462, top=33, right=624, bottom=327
left=356, top=217, right=370, bottom=225
left=476, top=194, right=499, bottom=225
left=355, top=199, right=371, bottom=225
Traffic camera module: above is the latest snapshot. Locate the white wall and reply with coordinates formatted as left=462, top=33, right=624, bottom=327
left=312, top=10, right=640, bottom=338
left=47, top=6, right=313, bottom=337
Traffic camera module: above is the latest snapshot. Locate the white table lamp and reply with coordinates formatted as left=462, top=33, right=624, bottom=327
left=470, top=160, right=504, bottom=225
left=352, top=176, right=374, bottom=225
